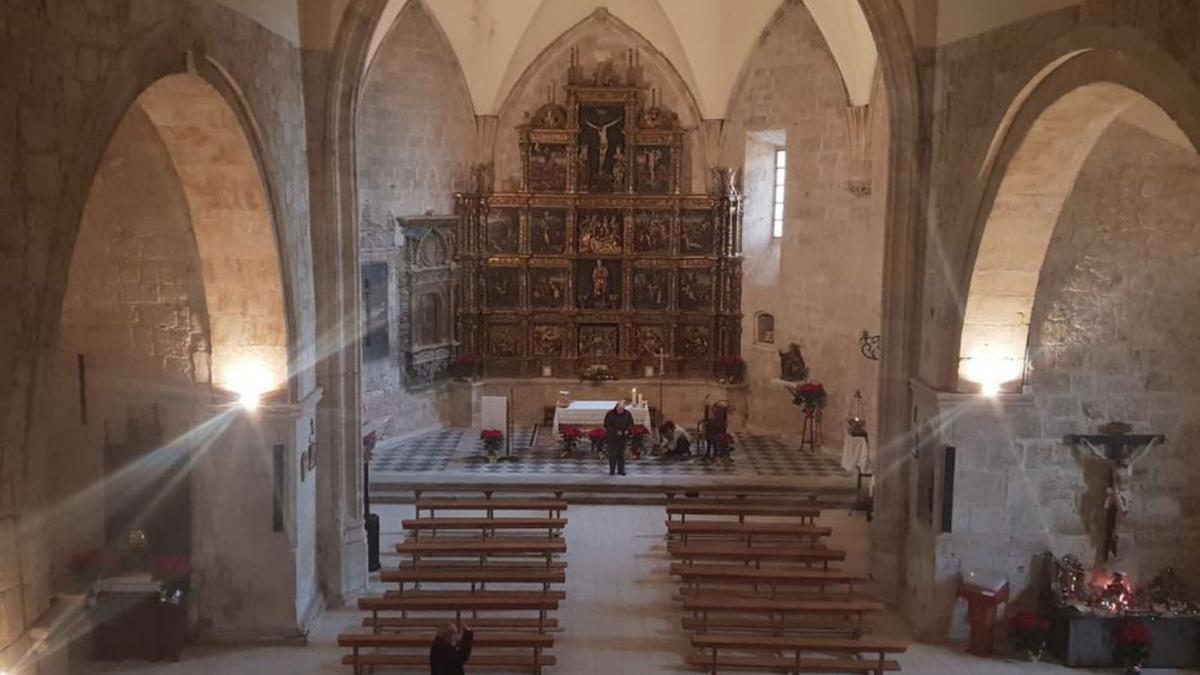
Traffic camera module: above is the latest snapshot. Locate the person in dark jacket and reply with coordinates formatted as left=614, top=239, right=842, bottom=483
left=603, top=400, right=634, bottom=476
left=430, top=620, right=473, bottom=675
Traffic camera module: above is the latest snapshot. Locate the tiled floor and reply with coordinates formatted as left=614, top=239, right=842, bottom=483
left=370, top=426, right=849, bottom=479
left=78, top=504, right=1192, bottom=674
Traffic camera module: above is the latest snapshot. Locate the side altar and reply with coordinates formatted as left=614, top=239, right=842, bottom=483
left=454, top=50, right=743, bottom=381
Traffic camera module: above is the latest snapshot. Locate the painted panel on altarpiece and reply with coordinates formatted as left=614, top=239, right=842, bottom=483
left=677, top=325, right=711, bottom=360
left=577, top=209, right=623, bottom=255
left=531, top=208, right=568, bottom=255
left=531, top=324, right=566, bottom=357
left=576, top=259, right=622, bottom=310
left=529, top=267, right=570, bottom=309
left=578, top=324, right=620, bottom=357
left=635, top=145, right=672, bottom=194
left=529, top=143, right=568, bottom=192
left=486, top=207, right=521, bottom=254
left=485, top=267, right=521, bottom=309
left=680, top=209, right=715, bottom=255
left=633, top=210, right=670, bottom=254
left=678, top=269, right=714, bottom=311
left=487, top=323, right=522, bottom=357
left=632, top=267, right=670, bottom=311
left=633, top=325, right=667, bottom=359
left=578, top=105, right=626, bottom=193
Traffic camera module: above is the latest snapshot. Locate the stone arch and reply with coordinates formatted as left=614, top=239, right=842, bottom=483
left=954, top=39, right=1200, bottom=393
left=492, top=8, right=705, bottom=192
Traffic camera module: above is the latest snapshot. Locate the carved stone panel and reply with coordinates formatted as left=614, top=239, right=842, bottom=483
left=635, top=145, right=672, bottom=194
left=486, top=267, right=521, bottom=309
left=529, top=142, right=568, bottom=192
left=678, top=269, right=714, bottom=311
left=488, top=323, right=522, bottom=357
left=632, top=267, right=670, bottom=311
left=578, top=324, right=619, bottom=357
left=680, top=209, right=715, bottom=255
left=576, top=259, right=622, bottom=310
left=633, top=210, right=670, bottom=254
left=486, top=207, right=521, bottom=254
left=577, top=209, right=623, bottom=255
left=531, top=207, right=568, bottom=255
left=529, top=267, right=570, bottom=309
left=531, top=324, right=566, bottom=357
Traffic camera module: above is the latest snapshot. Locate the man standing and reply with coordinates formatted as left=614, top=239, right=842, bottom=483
left=604, top=400, right=634, bottom=476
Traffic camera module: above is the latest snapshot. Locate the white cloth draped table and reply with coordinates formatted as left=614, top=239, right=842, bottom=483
left=552, top=400, right=651, bottom=434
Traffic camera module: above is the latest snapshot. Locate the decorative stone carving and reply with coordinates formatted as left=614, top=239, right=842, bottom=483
left=398, top=216, right=457, bottom=388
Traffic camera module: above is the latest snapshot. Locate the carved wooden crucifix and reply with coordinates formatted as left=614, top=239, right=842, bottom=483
left=1067, top=422, right=1164, bottom=563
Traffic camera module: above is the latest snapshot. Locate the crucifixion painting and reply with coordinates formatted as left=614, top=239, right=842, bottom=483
left=1067, top=422, right=1164, bottom=564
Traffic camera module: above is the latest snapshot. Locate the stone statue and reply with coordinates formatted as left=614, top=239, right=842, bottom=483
left=779, top=343, right=808, bottom=382
left=1070, top=422, right=1163, bottom=563
left=591, top=260, right=609, bottom=303
left=584, top=117, right=621, bottom=167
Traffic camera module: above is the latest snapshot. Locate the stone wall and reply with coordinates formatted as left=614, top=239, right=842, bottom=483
left=357, top=1, right=476, bottom=442
left=908, top=120, right=1200, bottom=638
left=724, top=1, right=886, bottom=439
left=0, top=0, right=319, bottom=664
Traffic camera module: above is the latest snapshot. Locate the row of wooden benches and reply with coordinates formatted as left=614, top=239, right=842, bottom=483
left=665, top=494, right=907, bottom=674
left=340, top=490, right=572, bottom=674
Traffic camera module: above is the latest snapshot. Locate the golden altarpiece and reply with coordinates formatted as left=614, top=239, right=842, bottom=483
left=455, top=52, right=743, bottom=379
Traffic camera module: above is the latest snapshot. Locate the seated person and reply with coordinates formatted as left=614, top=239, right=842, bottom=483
left=658, top=421, right=692, bottom=457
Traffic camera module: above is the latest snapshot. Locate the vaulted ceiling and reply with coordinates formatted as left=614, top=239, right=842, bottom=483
left=365, top=0, right=878, bottom=117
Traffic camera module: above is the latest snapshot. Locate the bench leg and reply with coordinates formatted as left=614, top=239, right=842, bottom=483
left=352, top=646, right=360, bottom=674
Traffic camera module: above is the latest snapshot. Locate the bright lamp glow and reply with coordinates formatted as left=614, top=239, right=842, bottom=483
left=960, top=354, right=1022, bottom=397
left=226, top=359, right=273, bottom=409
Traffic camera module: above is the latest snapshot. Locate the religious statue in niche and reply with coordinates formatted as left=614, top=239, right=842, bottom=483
left=485, top=267, right=520, bottom=309
left=577, top=210, right=623, bottom=255
left=487, top=324, right=521, bottom=357
left=678, top=269, right=714, bottom=311
left=632, top=268, right=669, bottom=310
left=1068, top=422, right=1165, bottom=563
left=579, top=105, right=625, bottom=193
left=577, top=259, right=622, bottom=310
left=529, top=268, right=569, bottom=309
left=635, top=145, right=672, bottom=194
left=779, top=343, right=809, bottom=382
left=680, top=210, right=715, bottom=255
left=579, top=324, right=619, bottom=357
left=531, top=208, right=567, bottom=254
left=532, top=324, right=565, bottom=356
left=486, top=208, right=520, bottom=254
left=635, top=326, right=666, bottom=359
left=528, top=143, right=568, bottom=192
left=633, top=211, right=670, bottom=253
left=678, top=326, right=710, bottom=359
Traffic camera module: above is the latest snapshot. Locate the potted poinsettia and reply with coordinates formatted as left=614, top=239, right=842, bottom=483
left=150, top=552, right=192, bottom=660
left=790, top=382, right=827, bottom=416
left=717, top=354, right=745, bottom=383
left=560, top=426, right=582, bottom=457
left=1008, top=610, right=1050, bottom=661
left=480, top=428, right=503, bottom=462
left=1114, top=619, right=1153, bottom=673
left=714, top=432, right=736, bottom=462
left=587, top=428, right=607, bottom=455
left=629, top=425, right=649, bottom=459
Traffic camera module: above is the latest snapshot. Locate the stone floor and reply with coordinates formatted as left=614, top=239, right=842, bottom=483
left=79, top=504, right=1188, bottom=675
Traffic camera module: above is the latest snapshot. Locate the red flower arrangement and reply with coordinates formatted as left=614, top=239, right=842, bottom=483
left=1008, top=610, right=1050, bottom=658
left=629, top=425, right=648, bottom=438
left=717, top=353, right=746, bottom=383
left=718, top=354, right=744, bottom=367
left=480, top=428, right=504, bottom=460
left=151, top=553, right=192, bottom=595
left=790, top=382, right=828, bottom=415
left=629, top=425, right=649, bottom=459
left=587, top=428, right=608, bottom=441
left=1114, top=619, right=1153, bottom=668
left=560, top=426, right=582, bottom=441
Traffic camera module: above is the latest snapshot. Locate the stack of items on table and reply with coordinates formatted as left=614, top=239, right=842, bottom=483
left=665, top=490, right=907, bottom=674
left=339, top=487, right=569, bottom=674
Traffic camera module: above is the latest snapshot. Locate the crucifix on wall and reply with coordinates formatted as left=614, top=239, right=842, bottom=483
left=1067, top=422, right=1164, bottom=564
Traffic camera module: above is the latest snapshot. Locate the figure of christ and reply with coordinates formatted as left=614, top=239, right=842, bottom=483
left=645, top=148, right=662, bottom=184
left=591, top=260, right=610, bottom=307
left=1079, top=436, right=1159, bottom=562
left=584, top=117, right=621, bottom=168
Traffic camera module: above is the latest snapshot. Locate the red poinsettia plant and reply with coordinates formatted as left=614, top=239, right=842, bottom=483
left=790, top=382, right=828, bottom=415
left=151, top=553, right=192, bottom=595
left=629, top=424, right=649, bottom=458
left=560, top=426, right=582, bottom=456
left=587, top=427, right=607, bottom=453
left=480, top=428, right=504, bottom=460
left=1114, top=619, right=1153, bottom=668
left=1008, top=610, right=1050, bottom=658
left=717, top=353, right=746, bottom=382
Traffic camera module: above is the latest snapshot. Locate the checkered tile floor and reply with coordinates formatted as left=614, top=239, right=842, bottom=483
left=370, top=426, right=848, bottom=479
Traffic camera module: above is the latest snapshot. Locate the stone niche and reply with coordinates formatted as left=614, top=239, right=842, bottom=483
left=398, top=216, right=457, bottom=388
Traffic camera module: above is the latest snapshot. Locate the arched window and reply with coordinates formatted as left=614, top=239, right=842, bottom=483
left=755, top=312, right=775, bottom=344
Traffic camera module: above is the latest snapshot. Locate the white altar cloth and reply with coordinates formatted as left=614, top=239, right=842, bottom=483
left=841, top=434, right=873, bottom=474
left=553, top=400, right=651, bottom=434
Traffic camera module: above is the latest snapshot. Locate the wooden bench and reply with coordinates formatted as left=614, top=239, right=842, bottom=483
left=381, top=589, right=567, bottom=601
left=416, top=498, right=568, bottom=519
left=382, top=567, right=565, bottom=593
left=689, top=634, right=906, bottom=674
left=363, top=616, right=561, bottom=632
left=358, top=594, right=560, bottom=634
left=413, top=487, right=566, bottom=502
left=682, top=596, right=884, bottom=635
left=396, top=559, right=568, bottom=571
left=667, top=520, right=831, bottom=544
left=403, top=517, right=567, bottom=539
left=396, top=538, right=567, bottom=566
left=342, top=652, right=558, bottom=675
left=670, top=564, right=865, bottom=594
left=667, top=503, right=820, bottom=523
left=340, top=632, right=555, bottom=674
left=668, top=543, right=845, bottom=569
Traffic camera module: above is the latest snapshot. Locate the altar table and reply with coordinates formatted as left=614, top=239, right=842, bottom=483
left=552, top=401, right=651, bottom=434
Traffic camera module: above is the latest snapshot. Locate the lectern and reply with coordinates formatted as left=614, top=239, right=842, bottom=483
left=958, top=572, right=1009, bottom=656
